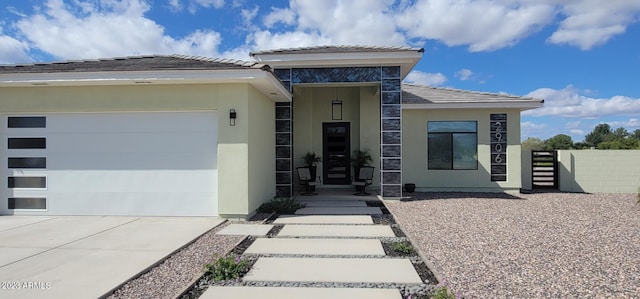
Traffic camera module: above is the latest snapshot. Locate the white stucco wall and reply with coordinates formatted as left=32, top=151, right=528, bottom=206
left=558, top=150, right=640, bottom=193
left=402, top=108, right=523, bottom=192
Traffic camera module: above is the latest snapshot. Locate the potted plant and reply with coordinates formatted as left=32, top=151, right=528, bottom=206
left=302, top=152, right=321, bottom=182
left=351, top=149, right=373, bottom=190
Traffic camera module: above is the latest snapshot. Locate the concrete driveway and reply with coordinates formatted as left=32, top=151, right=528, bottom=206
left=0, top=216, right=223, bottom=299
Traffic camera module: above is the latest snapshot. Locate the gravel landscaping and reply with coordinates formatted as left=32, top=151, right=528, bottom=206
left=106, top=221, right=244, bottom=299
left=385, top=192, right=640, bottom=298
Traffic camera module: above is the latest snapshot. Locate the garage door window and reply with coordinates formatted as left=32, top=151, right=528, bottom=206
left=8, top=138, right=46, bottom=149
left=9, top=177, right=47, bottom=188
left=8, top=116, right=46, bottom=128
left=8, top=157, right=47, bottom=169
left=8, top=198, right=46, bottom=210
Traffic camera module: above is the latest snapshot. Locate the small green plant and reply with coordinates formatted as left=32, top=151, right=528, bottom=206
left=392, top=241, right=415, bottom=254
left=204, top=256, right=249, bottom=282
left=256, top=197, right=305, bottom=214
left=302, top=152, right=322, bottom=167
left=428, top=279, right=458, bottom=299
left=430, top=286, right=456, bottom=299
left=351, top=149, right=373, bottom=169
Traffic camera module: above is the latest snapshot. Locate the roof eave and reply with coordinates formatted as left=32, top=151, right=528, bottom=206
left=402, top=101, right=544, bottom=111
left=252, top=51, right=423, bottom=80
left=0, top=69, right=292, bottom=102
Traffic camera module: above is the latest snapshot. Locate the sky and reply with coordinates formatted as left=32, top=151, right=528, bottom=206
left=1, top=0, right=639, bottom=141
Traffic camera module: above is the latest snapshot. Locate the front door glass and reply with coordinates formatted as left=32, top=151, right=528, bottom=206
left=322, top=122, right=351, bottom=184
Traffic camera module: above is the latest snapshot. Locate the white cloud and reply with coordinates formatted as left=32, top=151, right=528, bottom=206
left=548, top=0, right=640, bottom=50
left=455, top=68, right=473, bottom=81
left=241, top=6, right=259, bottom=28
left=569, top=129, right=584, bottom=135
left=168, top=0, right=182, bottom=12
left=0, top=32, right=31, bottom=63
left=248, top=30, right=331, bottom=52
left=286, top=0, right=406, bottom=46
left=565, top=120, right=582, bottom=130
left=263, top=7, right=296, bottom=28
left=523, top=85, right=640, bottom=118
left=521, top=121, right=548, bottom=140
left=522, top=121, right=547, bottom=130
left=608, top=118, right=640, bottom=128
left=404, top=70, right=447, bottom=86
left=169, top=0, right=224, bottom=13
left=15, top=0, right=222, bottom=59
left=397, top=0, right=555, bottom=52
left=194, top=0, right=224, bottom=9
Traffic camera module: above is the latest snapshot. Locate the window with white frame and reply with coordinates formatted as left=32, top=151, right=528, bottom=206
left=428, top=121, right=478, bottom=170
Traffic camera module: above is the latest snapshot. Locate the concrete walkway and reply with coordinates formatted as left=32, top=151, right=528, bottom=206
left=0, top=216, right=223, bottom=299
left=200, top=194, right=423, bottom=299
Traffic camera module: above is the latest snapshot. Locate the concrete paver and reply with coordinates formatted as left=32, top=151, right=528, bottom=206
left=295, top=207, right=383, bottom=215
left=300, top=200, right=368, bottom=207
left=200, top=286, right=403, bottom=299
left=278, top=224, right=395, bottom=238
left=0, top=216, right=223, bottom=299
left=243, top=257, right=422, bottom=284
left=215, top=224, right=274, bottom=236
left=273, top=215, right=373, bottom=224
left=244, top=238, right=385, bottom=256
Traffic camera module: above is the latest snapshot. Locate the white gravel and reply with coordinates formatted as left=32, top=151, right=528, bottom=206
left=106, top=221, right=244, bottom=299
left=385, top=192, right=640, bottom=298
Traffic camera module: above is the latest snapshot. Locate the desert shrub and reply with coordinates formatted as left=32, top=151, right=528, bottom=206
left=392, top=241, right=415, bottom=254
left=430, top=286, right=456, bottom=299
left=204, top=256, right=249, bottom=282
left=256, top=197, right=305, bottom=214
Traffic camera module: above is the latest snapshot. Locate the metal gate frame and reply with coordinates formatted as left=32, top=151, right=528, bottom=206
left=531, top=151, right=558, bottom=189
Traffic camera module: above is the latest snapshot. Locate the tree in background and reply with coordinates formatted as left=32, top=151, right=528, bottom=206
left=523, top=124, right=640, bottom=150
left=583, top=123, right=640, bottom=149
left=521, top=137, right=546, bottom=151
left=584, top=123, right=613, bottom=147
left=545, top=134, right=574, bottom=150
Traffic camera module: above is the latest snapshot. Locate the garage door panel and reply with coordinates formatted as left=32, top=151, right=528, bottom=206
left=47, top=132, right=217, bottom=154
left=46, top=170, right=216, bottom=193
left=46, top=112, right=217, bottom=133
left=47, top=153, right=216, bottom=170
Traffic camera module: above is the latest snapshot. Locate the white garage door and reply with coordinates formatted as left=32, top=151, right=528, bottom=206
left=1, top=112, right=218, bottom=216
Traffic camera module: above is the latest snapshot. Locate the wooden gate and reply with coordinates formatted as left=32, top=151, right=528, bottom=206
left=531, top=151, right=558, bottom=189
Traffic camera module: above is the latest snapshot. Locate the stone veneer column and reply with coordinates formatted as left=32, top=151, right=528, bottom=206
left=274, top=69, right=293, bottom=197
left=380, top=67, right=402, bottom=197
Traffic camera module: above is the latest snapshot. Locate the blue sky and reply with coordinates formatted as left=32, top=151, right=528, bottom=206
left=1, top=0, right=639, bottom=141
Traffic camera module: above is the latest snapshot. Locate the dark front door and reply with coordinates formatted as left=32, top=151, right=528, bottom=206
left=323, top=122, right=351, bottom=185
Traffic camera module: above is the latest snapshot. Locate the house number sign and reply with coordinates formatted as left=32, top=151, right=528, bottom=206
left=490, top=114, right=507, bottom=181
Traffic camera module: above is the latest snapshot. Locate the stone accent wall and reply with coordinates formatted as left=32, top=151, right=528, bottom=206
left=273, top=66, right=402, bottom=197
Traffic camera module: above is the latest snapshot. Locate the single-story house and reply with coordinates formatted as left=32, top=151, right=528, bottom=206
left=0, top=46, right=543, bottom=218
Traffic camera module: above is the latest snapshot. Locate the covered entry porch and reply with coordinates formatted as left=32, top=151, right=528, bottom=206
left=292, top=85, right=381, bottom=191
left=250, top=46, right=424, bottom=198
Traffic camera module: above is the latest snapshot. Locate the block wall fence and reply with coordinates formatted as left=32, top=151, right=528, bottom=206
left=522, top=150, right=640, bottom=193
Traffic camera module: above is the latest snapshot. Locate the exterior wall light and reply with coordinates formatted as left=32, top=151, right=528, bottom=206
left=230, top=109, right=237, bottom=126
left=332, top=100, right=342, bottom=120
